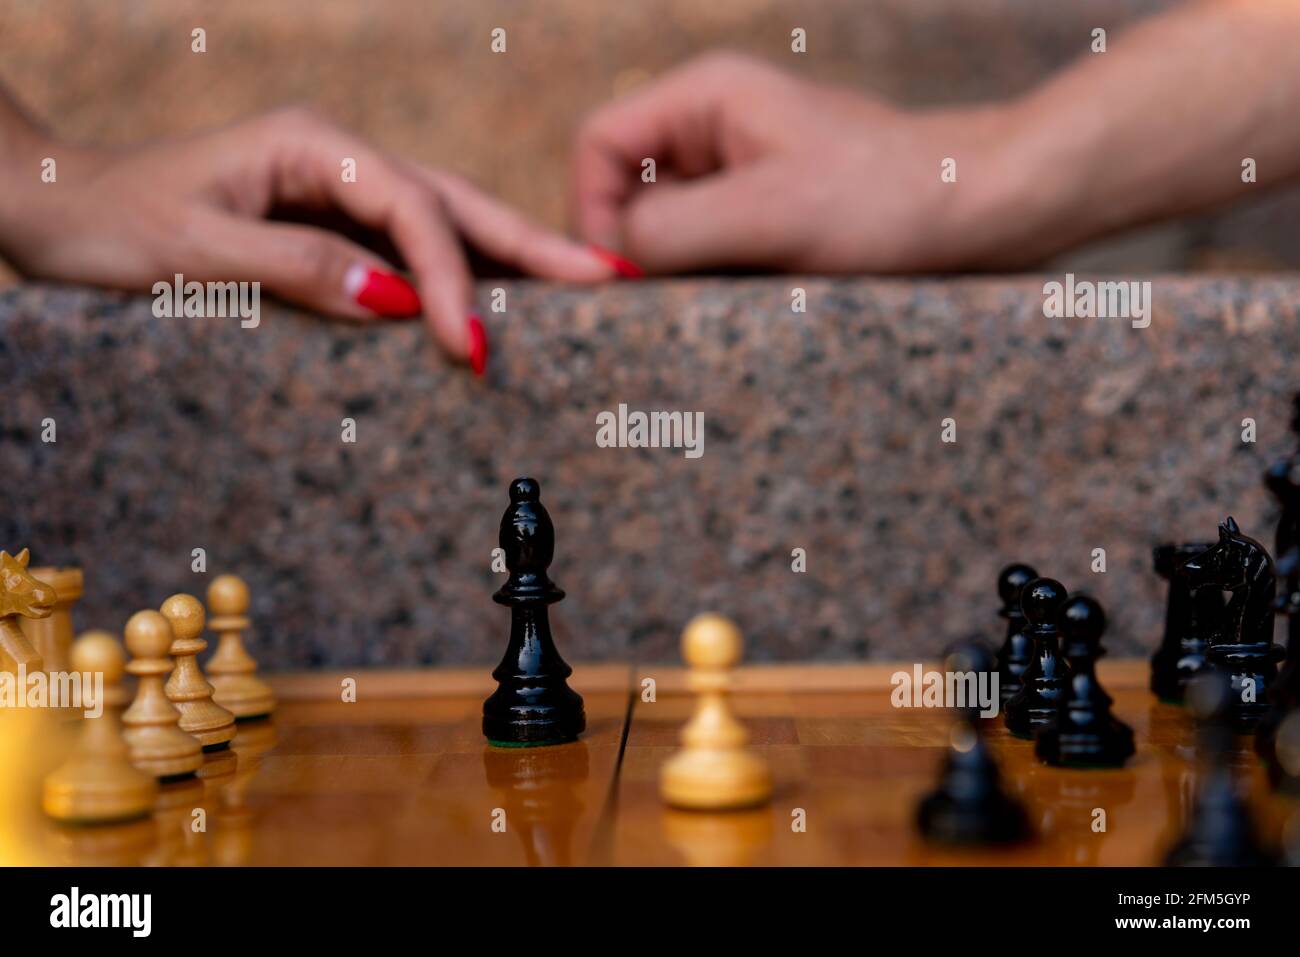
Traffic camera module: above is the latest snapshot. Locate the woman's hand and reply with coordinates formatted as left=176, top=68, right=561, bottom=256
left=571, top=52, right=1038, bottom=275
left=0, top=106, right=620, bottom=372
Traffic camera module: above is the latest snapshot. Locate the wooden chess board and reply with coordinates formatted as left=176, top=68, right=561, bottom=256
left=22, top=659, right=1297, bottom=866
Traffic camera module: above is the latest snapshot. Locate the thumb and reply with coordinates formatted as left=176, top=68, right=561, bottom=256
left=620, top=164, right=802, bottom=274
left=196, top=213, right=421, bottom=321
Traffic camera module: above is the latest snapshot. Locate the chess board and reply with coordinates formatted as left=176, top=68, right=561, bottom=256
left=23, top=659, right=1296, bottom=867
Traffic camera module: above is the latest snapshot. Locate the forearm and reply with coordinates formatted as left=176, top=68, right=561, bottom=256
left=0, top=84, right=58, bottom=239
left=0, top=82, right=54, bottom=174
left=976, top=0, right=1300, bottom=264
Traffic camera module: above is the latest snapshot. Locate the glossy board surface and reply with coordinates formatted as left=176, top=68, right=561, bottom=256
left=19, top=660, right=1298, bottom=866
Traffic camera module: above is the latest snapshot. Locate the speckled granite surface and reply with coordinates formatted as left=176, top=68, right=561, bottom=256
left=2, top=278, right=1297, bottom=667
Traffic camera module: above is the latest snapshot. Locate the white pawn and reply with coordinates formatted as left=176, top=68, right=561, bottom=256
left=205, top=574, right=276, bottom=719
left=122, top=610, right=203, bottom=779
left=660, top=614, right=772, bottom=811
left=160, top=593, right=236, bottom=749
left=43, top=631, right=158, bottom=822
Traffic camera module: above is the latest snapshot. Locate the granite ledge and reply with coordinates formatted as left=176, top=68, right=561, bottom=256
left=1, top=275, right=1297, bottom=668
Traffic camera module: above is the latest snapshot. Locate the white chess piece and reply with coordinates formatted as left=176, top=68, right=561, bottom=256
left=660, top=613, right=772, bottom=810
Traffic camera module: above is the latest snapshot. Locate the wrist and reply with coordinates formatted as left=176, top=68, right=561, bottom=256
left=859, top=102, right=1071, bottom=272
left=0, top=124, right=57, bottom=227
left=957, top=94, right=1106, bottom=268
left=0, top=113, right=59, bottom=180
left=0, top=132, right=104, bottom=252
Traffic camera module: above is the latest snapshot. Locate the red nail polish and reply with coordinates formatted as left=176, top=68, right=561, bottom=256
left=345, top=265, right=421, bottom=317
left=467, top=314, right=487, bottom=377
left=588, top=245, right=645, bottom=279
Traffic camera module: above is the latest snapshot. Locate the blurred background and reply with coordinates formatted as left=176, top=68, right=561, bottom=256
left=3, top=0, right=1298, bottom=670
left=2, top=0, right=1297, bottom=280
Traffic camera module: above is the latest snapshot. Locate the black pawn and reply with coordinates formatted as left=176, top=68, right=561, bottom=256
left=1004, top=578, right=1070, bottom=739
left=1036, top=595, right=1135, bottom=768
left=1165, top=672, right=1277, bottom=866
left=917, top=640, right=1031, bottom=846
left=1150, top=542, right=1220, bottom=703
left=995, top=563, right=1038, bottom=706
left=482, top=478, right=586, bottom=747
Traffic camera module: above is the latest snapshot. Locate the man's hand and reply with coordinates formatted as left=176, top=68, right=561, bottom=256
left=571, top=52, right=1024, bottom=275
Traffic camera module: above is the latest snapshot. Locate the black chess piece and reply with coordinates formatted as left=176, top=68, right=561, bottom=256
left=1259, top=546, right=1300, bottom=786
left=1150, top=542, right=1221, bottom=703
left=1257, top=404, right=1300, bottom=774
left=1177, top=518, right=1285, bottom=732
left=1265, top=706, right=1300, bottom=795
left=1004, top=578, right=1070, bottom=739
left=1165, top=672, right=1277, bottom=866
left=995, top=563, right=1038, bottom=706
left=482, top=478, right=586, bottom=747
left=917, top=640, right=1031, bottom=846
left=1263, top=394, right=1300, bottom=582
left=1036, top=595, right=1135, bottom=768
left=1287, top=807, right=1300, bottom=866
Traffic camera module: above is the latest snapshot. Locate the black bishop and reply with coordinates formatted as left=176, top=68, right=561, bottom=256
left=482, top=478, right=586, bottom=747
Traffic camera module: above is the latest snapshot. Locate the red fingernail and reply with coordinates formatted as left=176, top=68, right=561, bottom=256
left=345, top=265, right=421, bottom=317
left=467, top=314, right=487, bottom=377
left=588, top=245, right=644, bottom=279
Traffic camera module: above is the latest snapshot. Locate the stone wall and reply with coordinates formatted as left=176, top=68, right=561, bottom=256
left=2, top=277, right=1296, bottom=667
